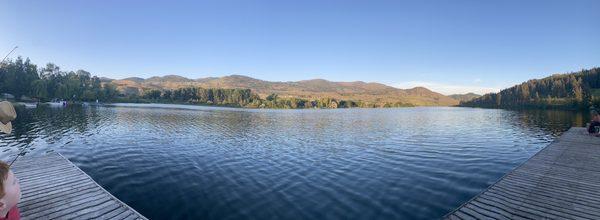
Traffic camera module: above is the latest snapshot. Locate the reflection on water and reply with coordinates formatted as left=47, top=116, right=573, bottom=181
left=0, top=104, right=589, bottom=219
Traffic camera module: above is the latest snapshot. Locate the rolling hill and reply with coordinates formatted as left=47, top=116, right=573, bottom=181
left=449, top=93, right=482, bottom=102
left=110, top=75, right=460, bottom=106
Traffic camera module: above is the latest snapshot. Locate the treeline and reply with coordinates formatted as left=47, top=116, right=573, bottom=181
left=0, top=57, right=118, bottom=101
left=1, top=57, right=414, bottom=109
left=461, top=67, right=600, bottom=109
left=136, top=88, right=414, bottom=109
left=136, top=87, right=258, bottom=107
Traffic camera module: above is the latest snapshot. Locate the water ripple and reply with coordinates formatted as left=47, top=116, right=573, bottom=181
left=0, top=105, right=587, bottom=219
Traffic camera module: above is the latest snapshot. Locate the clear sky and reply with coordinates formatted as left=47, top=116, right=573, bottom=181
left=1, top=0, right=599, bottom=95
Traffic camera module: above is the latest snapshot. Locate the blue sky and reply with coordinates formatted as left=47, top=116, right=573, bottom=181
left=1, top=0, right=599, bottom=95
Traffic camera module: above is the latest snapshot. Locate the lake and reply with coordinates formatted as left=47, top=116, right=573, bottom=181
left=0, top=104, right=588, bottom=219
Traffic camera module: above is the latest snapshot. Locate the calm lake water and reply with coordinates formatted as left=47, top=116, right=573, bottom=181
left=0, top=104, right=589, bottom=219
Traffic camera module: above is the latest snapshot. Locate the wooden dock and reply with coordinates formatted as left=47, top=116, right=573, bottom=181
left=445, top=127, right=600, bottom=219
left=11, top=152, right=146, bottom=219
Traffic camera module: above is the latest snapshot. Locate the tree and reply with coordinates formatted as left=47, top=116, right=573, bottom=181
left=31, top=79, right=48, bottom=100
left=462, top=67, right=600, bottom=109
left=143, top=90, right=162, bottom=99
left=266, top=93, right=278, bottom=101
left=0, top=57, right=39, bottom=99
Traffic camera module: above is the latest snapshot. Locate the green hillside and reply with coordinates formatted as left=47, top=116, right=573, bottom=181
left=461, top=67, right=600, bottom=109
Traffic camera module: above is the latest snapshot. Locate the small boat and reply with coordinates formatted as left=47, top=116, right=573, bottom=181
left=46, top=99, right=67, bottom=107
left=22, top=102, right=38, bottom=108
left=13, top=102, right=38, bottom=108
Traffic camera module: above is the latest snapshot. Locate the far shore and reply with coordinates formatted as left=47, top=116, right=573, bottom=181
left=5, top=99, right=449, bottom=110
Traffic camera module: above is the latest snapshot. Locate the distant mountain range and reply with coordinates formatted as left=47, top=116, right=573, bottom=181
left=448, top=93, right=482, bottom=102
left=108, top=75, right=475, bottom=106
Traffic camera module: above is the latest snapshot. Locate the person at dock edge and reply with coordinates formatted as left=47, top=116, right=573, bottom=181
left=588, top=109, right=600, bottom=135
left=0, top=101, right=21, bottom=220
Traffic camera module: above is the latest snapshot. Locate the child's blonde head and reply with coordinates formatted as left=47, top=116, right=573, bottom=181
left=0, top=161, right=9, bottom=198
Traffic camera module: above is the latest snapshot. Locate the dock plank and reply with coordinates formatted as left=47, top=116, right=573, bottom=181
left=11, top=152, right=146, bottom=219
left=445, top=127, right=600, bottom=219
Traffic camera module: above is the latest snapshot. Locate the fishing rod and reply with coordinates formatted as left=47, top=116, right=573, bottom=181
left=1, top=46, right=22, bottom=166
left=8, top=148, right=25, bottom=167
left=1, top=46, right=18, bottom=64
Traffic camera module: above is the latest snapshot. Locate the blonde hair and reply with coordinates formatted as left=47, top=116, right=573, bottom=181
left=0, top=161, right=9, bottom=198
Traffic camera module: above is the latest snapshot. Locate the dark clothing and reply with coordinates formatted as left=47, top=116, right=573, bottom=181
left=589, top=121, right=600, bottom=134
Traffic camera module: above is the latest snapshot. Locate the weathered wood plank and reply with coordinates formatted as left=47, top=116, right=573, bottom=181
left=482, top=191, right=550, bottom=219
left=14, top=165, right=75, bottom=179
left=21, top=176, right=90, bottom=197
left=469, top=200, right=513, bottom=220
left=496, top=179, right=600, bottom=211
left=19, top=181, right=95, bottom=206
left=17, top=169, right=82, bottom=184
left=19, top=188, right=101, bottom=214
left=103, top=207, right=128, bottom=219
left=71, top=202, right=123, bottom=219
left=445, top=127, right=600, bottom=219
left=10, top=152, right=146, bottom=219
left=48, top=197, right=113, bottom=219
left=112, top=210, right=135, bottom=220
left=464, top=203, right=505, bottom=219
left=488, top=185, right=598, bottom=219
